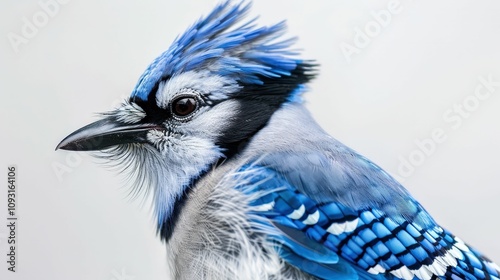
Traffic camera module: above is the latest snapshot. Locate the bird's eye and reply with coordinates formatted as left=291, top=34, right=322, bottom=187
left=171, top=96, right=198, bottom=118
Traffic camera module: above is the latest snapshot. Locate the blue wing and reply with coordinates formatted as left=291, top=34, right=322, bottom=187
left=233, top=147, right=500, bottom=280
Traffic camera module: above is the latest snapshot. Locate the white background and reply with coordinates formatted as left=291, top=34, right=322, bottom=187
left=1, top=0, right=500, bottom=279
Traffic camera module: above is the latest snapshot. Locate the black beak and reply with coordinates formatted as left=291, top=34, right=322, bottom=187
left=56, top=118, right=163, bottom=151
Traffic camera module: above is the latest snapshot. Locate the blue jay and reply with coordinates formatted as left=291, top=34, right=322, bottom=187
left=57, top=2, right=499, bottom=279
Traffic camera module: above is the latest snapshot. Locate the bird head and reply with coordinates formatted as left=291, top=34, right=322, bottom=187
left=56, top=1, right=315, bottom=231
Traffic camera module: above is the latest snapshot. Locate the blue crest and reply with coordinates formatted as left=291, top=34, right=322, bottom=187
left=130, top=1, right=315, bottom=102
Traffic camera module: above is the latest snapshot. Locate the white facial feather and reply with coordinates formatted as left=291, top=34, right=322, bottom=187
left=156, top=70, right=241, bottom=108
left=179, top=99, right=242, bottom=139
left=142, top=98, right=243, bottom=223
left=113, top=101, right=146, bottom=124
left=104, top=71, right=244, bottom=224
left=146, top=130, right=223, bottom=222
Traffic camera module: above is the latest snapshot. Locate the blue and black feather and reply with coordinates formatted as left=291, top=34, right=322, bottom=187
left=129, top=0, right=316, bottom=105
left=235, top=165, right=500, bottom=280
